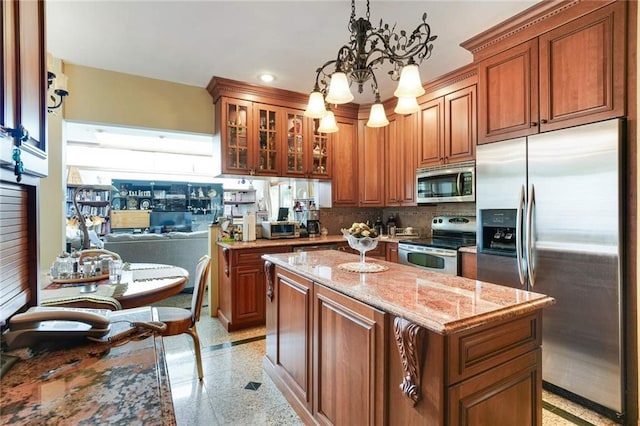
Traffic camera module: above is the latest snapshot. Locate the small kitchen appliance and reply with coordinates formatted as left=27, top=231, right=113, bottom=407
left=306, top=209, right=320, bottom=237
left=398, top=216, right=476, bottom=275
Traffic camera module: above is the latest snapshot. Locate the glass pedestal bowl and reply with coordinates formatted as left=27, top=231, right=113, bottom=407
left=340, top=230, right=386, bottom=273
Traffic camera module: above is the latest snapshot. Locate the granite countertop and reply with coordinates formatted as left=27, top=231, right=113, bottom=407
left=262, top=250, right=554, bottom=335
left=0, top=307, right=175, bottom=425
left=217, top=235, right=406, bottom=250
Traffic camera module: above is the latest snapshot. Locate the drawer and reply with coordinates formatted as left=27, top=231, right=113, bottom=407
left=447, top=311, right=542, bottom=385
left=233, top=247, right=291, bottom=266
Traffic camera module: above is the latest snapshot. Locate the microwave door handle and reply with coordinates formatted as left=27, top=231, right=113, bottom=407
left=456, top=173, right=462, bottom=196
left=525, top=184, right=536, bottom=287
left=516, top=184, right=526, bottom=286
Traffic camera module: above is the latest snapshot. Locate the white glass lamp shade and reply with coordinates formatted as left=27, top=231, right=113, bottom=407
left=325, top=72, right=354, bottom=104
left=317, top=111, right=339, bottom=133
left=394, top=96, right=420, bottom=114
left=366, top=103, right=389, bottom=128
left=304, top=91, right=328, bottom=118
left=393, top=64, right=425, bottom=98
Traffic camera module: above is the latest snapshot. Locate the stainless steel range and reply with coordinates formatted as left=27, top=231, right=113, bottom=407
left=398, top=216, right=476, bottom=275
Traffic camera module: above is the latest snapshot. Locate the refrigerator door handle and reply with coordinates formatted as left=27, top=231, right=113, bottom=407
left=526, top=184, right=536, bottom=287
left=516, top=184, right=526, bottom=286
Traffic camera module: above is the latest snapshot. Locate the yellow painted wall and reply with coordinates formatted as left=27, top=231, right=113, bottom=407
left=64, top=63, right=214, bottom=134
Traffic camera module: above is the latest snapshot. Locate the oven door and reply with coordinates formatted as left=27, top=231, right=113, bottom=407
left=398, top=244, right=458, bottom=275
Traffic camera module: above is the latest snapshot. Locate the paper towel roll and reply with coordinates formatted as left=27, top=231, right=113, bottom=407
left=243, top=213, right=256, bottom=242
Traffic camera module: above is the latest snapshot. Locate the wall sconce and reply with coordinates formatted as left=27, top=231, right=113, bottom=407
left=47, top=53, right=69, bottom=112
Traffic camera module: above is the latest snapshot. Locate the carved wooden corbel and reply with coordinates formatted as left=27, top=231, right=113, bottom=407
left=222, top=247, right=230, bottom=277
left=393, top=317, right=426, bottom=406
left=264, top=260, right=274, bottom=301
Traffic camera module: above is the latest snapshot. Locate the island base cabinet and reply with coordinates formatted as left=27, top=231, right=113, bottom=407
left=448, top=349, right=542, bottom=426
left=313, top=284, right=387, bottom=426
left=264, top=266, right=314, bottom=414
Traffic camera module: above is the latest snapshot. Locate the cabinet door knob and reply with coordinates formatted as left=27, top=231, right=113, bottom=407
left=540, top=119, right=548, bottom=124
left=531, top=122, right=538, bottom=127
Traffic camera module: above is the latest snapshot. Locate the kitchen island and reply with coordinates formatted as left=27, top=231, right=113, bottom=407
left=262, top=249, right=554, bottom=425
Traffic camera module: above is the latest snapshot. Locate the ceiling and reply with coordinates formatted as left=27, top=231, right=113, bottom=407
left=46, top=0, right=540, bottom=106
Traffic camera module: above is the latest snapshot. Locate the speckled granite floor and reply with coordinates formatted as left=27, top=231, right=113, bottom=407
left=157, top=295, right=621, bottom=426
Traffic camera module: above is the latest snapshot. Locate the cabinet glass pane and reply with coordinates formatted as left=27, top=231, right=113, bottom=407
left=258, top=108, right=278, bottom=172
left=226, top=103, right=249, bottom=169
left=312, top=118, right=329, bottom=174
left=286, top=113, right=305, bottom=173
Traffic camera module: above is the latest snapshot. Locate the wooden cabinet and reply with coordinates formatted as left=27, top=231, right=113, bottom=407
left=285, top=114, right=331, bottom=179
left=417, top=84, right=476, bottom=167
left=313, top=283, right=386, bottom=425
left=218, top=245, right=291, bottom=331
left=331, top=117, right=359, bottom=207
left=477, top=2, right=626, bottom=144
left=386, top=113, right=417, bottom=206
left=385, top=242, right=398, bottom=263
left=358, top=122, right=385, bottom=207
left=460, top=251, right=477, bottom=279
left=265, top=267, right=314, bottom=413
left=216, top=98, right=283, bottom=177
left=208, top=77, right=345, bottom=179
left=1, top=0, right=48, bottom=179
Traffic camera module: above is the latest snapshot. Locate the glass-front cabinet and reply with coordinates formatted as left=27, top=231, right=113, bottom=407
left=283, top=114, right=330, bottom=179
left=223, top=99, right=252, bottom=174
left=256, top=104, right=279, bottom=175
left=209, top=78, right=337, bottom=179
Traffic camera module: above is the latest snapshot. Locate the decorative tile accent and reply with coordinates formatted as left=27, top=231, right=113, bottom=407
left=244, top=381, right=262, bottom=391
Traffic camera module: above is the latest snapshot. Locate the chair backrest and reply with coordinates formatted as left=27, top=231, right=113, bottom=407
left=190, top=254, right=211, bottom=324
left=78, top=249, right=121, bottom=264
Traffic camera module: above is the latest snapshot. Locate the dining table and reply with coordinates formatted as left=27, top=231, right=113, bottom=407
left=41, top=263, right=189, bottom=309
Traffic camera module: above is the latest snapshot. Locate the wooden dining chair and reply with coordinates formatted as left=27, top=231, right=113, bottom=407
left=155, top=254, right=211, bottom=380
left=78, top=248, right=121, bottom=264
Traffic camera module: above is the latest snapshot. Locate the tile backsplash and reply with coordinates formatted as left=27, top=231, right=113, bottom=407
left=319, top=203, right=476, bottom=236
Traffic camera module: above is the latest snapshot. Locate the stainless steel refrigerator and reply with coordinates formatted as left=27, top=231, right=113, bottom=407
left=475, top=118, right=624, bottom=417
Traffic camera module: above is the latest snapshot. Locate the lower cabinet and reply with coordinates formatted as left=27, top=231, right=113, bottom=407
left=313, top=284, right=386, bottom=425
left=218, top=246, right=291, bottom=331
left=460, top=251, right=477, bottom=279
left=264, top=265, right=386, bottom=425
left=264, top=263, right=544, bottom=425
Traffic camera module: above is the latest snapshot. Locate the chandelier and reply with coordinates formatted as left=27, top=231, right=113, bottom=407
left=304, top=0, right=437, bottom=132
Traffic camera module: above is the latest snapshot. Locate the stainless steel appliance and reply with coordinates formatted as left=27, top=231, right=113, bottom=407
left=476, top=118, right=624, bottom=418
left=261, top=221, right=300, bottom=239
left=398, top=216, right=476, bottom=275
left=416, top=160, right=475, bottom=204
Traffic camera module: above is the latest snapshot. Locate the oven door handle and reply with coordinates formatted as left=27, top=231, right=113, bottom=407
left=402, top=247, right=458, bottom=257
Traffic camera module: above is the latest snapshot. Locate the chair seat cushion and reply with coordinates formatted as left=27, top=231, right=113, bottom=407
left=155, top=307, right=193, bottom=335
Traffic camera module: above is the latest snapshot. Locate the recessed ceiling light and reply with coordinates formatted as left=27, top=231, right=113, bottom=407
left=259, top=73, right=275, bottom=83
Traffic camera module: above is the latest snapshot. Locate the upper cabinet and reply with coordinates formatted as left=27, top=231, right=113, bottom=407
left=208, top=77, right=353, bottom=179
left=331, top=117, right=359, bottom=207
left=1, top=0, right=48, bottom=179
left=386, top=113, right=417, bottom=206
left=469, top=1, right=626, bottom=144
left=358, top=121, right=385, bottom=207
left=417, top=66, right=477, bottom=168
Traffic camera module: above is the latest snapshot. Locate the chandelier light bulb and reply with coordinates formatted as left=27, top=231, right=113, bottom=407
left=366, top=103, right=389, bottom=128
left=304, top=91, right=328, bottom=118
left=394, top=96, right=420, bottom=115
left=394, top=64, right=425, bottom=98
left=317, top=111, right=339, bottom=133
left=325, top=72, right=354, bottom=104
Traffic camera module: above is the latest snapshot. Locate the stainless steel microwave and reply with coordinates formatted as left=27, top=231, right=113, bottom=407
left=261, top=221, right=300, bottom=239
left=416, top=161, right=475, bottom=204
